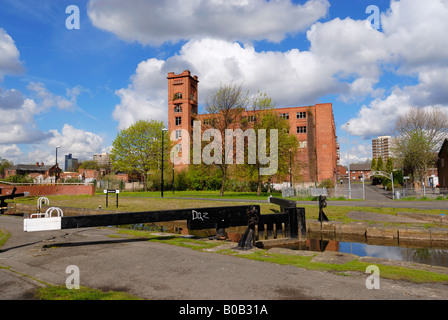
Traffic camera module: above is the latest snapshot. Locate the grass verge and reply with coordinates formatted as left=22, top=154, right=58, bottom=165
left=0, top=228, right=10, bottom=248
left=35, top=285, right=142, bottom=300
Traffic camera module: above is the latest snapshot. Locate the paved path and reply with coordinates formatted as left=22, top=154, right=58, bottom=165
left=346, top=211, right=426, bottom=223
left=1, top=214, right=448, bottom=301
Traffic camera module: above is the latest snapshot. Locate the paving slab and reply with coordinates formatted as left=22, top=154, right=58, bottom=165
left=347, top=211, right=426, bottom=223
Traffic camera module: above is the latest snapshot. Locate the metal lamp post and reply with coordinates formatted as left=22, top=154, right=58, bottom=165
left=161, top=128, right=168, bottom=198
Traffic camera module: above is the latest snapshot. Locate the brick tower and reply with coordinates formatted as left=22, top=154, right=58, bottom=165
left=167, top=70, right=199, bottom=168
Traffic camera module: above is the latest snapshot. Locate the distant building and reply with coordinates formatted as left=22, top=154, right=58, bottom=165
left=336, top=163, right=371, bottom=181
left=167, top=70, right=338, bottom=183
left=93, top=153, right=110, bottom=169
left=372, top=136, right=396, bottom=161
left=64, top=154, right=78, bottom=172
left=4, top=162, right=61, bottom=183
left=349, top=163, right=372, bottom=180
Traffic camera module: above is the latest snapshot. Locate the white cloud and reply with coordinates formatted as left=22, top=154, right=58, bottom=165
left=88, top=0, right=330, bottom=45
left=382, top=0, right=448, bottom=73
left=112, top=38, right=343, bottom=129
left=0, top=81, right=88, bottom=145
left=347, top=88, right=413, bottom=138
left=112, top=30, right=393, bottom=130
left=0, top=28, right=23, bottom=79
left=26, top=82, right=81, bottom=112
left=0, top=87, right=51, bottom=144
left=0, top=144, right=23, bottom=161
left=345, top=0, right=448, bottom=137
left=112, top=58, right=167, bottom=129
left=47, top=124, right=104, bottom=161
left=340, top=140, right=372, bottom=166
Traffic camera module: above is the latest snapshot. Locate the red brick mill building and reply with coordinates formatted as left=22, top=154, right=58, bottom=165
left=167, top=70, right=338, bottom=184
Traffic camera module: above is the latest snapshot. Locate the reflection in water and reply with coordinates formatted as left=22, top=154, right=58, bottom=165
left=328, top=240, right=448, bottom=268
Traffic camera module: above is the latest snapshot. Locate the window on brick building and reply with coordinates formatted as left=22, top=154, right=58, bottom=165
left=296, top=111, right=306, bottom=119
left=174, top=105, right=182, bottom=113
left=173, top=92, right=182, bottom=100
left=175, top=117, right=182, bottom=126
left=297, top=126, right=306, bottom=134
left=246, top=115, right=257, bottom=122
left=175, top=130, right=182, bottom=140
left=280, top=113, right=289, bottom=120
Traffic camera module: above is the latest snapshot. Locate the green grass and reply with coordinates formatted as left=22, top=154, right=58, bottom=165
left=0, top=229, right=10, bottom=248
left=108, top=190, right=282, bottom=200
left=12, top=193, right=448, bottom=227
left=35, top=285, right=142, bottom=300
left=231, top=251, right=448, bottom=283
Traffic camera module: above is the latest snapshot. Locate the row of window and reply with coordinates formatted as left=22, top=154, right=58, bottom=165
left=173, top=130, right=308, bottom=148
left=173, top=92, right=196, bottom=100
left=280, top=112, right=307, bottom=120
left=175, top=116, right=306, bottom=134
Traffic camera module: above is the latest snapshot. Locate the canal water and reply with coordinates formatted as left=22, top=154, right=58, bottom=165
left=285, top=235, right=448, bottom=268
left=337, top=240, right=448, bottom=268
left=122, top=223, right=448, bottom=268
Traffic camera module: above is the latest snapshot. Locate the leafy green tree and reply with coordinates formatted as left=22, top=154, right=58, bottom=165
left=249, top=110, right=298, bottom=195
left=376, top=157, right=384, bottom=172
left=110, top=120, right=169, bottom=191
left=385, top=157, right=394, bottom=173
left=78, top=160, right=99, bottom=170
left=371, top=158, right=377, bottom=172
left=0, top=158, right=13, bottom=178
left=3, top=174, right=34, bottom=183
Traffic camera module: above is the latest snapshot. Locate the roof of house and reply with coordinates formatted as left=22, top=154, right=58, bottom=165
left=6, top=164, right=58, bottom=172
left=349, top=163, right=371, bottom=171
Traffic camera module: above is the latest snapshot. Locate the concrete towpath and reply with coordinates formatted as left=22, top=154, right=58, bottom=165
left=1, top=214, right=448, bottom=301
left=346, top=211, right=427, bottom=224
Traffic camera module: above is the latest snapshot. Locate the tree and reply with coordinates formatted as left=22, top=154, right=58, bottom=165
left=385, top=157, right=393, bottom=173
left=239, top=92, right=299, bottom=195
left=0, top=158, right=13, bottom=178
left=394, top=107, right=448, bottom=184
left=203, top=83, right=249, bottom=196
left=251, top=111, right=298, bottom=195
left=376, top=157, right=384, bottom=172
left=371, top=158, right=377, bottom=172
left=110, top=120, right=169, bottom=191
left=78, top=160, right=99, bottom=170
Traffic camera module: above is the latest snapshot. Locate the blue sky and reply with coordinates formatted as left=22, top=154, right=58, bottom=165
left=1, top=0, right=447, bottom=169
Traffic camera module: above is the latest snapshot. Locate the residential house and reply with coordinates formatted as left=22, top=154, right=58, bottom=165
left=4, top=162, right=62, bottom=183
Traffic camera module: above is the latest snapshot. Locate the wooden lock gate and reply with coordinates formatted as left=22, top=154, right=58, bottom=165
left=23, top=197, right=306, bottom=249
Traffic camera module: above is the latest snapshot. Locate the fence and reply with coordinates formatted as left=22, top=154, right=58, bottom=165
left=376, top=186, right=448, bottom=199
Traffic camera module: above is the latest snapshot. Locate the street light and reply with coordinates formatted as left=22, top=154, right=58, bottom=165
left=161, top=128, right=168, bottom=198
left=55, top=146, right=60, bottom=184
left=346, top=123, right=351, bottom=199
